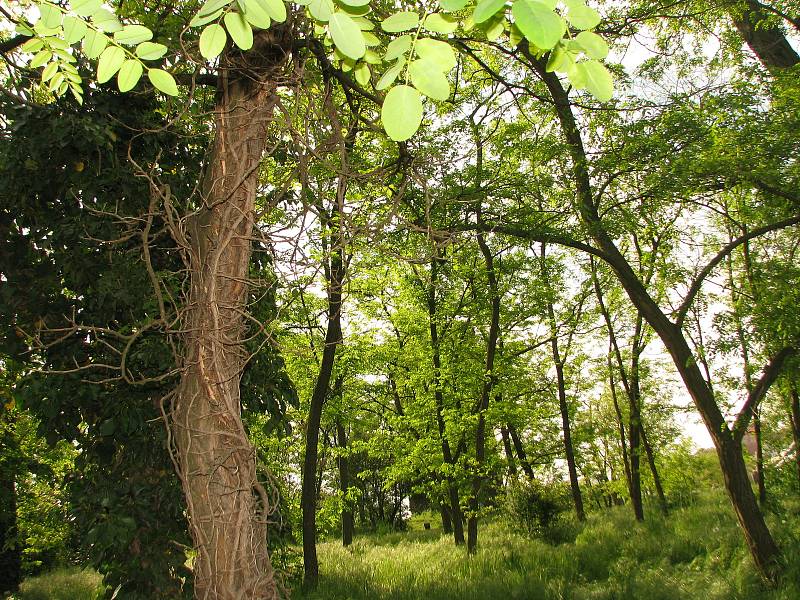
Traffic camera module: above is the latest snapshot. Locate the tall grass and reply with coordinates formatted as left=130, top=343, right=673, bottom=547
left=9, top=567, right=104, bottom=600
left=292, top=495, right=800, bottom=600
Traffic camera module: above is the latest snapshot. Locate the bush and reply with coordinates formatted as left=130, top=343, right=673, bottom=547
left=504, top=479, right=571, bottom=541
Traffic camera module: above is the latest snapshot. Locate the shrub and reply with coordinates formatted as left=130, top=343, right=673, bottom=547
left=504, top=479, right=570, bottom=541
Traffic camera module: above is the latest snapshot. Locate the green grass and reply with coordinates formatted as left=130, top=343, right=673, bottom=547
left=9, top=567, right=104, bottom=600
left=292, top=498, right=800, bottom=600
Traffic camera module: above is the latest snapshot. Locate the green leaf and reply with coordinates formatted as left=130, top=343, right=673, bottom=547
left=574, top=30, right=608, bottom=59
left=409, top=58, right=450, bottom=100
left=472, top=0, right=505, bottom=24
left=381, top=12, right=420, bottom=33
left=580, top=59, right=612, bottom=101
left=83, top=30, right=109, bottom=59
left=114, top=25, right=154, bottom=46
left=309, top=0, right=335, bottom=22
left=96, top=46, right=126, bottom=84
left=91, top=8, right=123, bottom=33
left=242, top=0, right=271, bottom=28
left=16, top=23, right=36, bottom=36
left=415, top=38, right=457, bottom=72
left=376, top=58, right=405, bottom=90
left=351, top=16, right=375, bottom=30
left=260, top=0, right=287, bottom=23
left=440, top=0, right=469, bottom=11
left=329, top=12, right=366, bottom=60
left=37, top=2, right=63, bottom=29
left=148, top=68, right=179, bottom=96
left=72, top=0, right=102, bottom=17
left=546, top=44, right=574, bottom=72
left=41, top=61, right=59, bottom=82
left=117, top=59, right=143, bottom=92
left=339, top=0, right=370, bottom=5
left=512, top=0, right=564, bottom=50
left=482, top=13, right=504, bottom=40
left=381, top=84, right=423, bottom=141
left=424, top=13, right=459, bottom=34
left=28, top=47, right=53, bottom=68
left=385, top=35, right=412, bottom=61
left=200, top=23, right=227, bottom=59
left=224, top=12, right=254, bottom=50
left=190, top=8, right=223, bottom=27
left=198, top=0, right=233, bottom=17
left=21, top=38, right=45, bottom=53
left=63, top=17, right=88, bottom=45
left=354, top=62, right=371, bottom=86
left=363, top=31, right=380, bottom=46
left=566, top=3, right=601, bottom=30
left=364, top=49, right=381, bottom=64
left=135, top=41, right=169, bottom=60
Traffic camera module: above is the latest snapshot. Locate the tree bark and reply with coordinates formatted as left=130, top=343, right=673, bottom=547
left=531, top=54, right=781, bottom=581
left=173, top=31, right=291, bottom=600
left=500, top=425, right=518, bottom=478
left=790, top=384, right=800, bottom=493
left=335, top=414, right=354, bottom=547
left=730, top=0, right=800, bottom=69
left=0, top=413, right=20, bottom=594
left=508, top=423, right=536, bottom=479
left=639, top=421, right=668, bottom=515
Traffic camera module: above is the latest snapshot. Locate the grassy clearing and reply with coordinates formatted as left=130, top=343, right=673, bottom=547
left=292, top=496, right=800, bottom=600
left=9, top=567, right=104, bottom=600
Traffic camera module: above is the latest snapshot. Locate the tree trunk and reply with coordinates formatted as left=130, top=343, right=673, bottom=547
left=335, top=415, right=354, bottom=547
left=508, top=423, right=536, bottom=479
left=438, top=498, right=453, bottom=534
left=0, top=413, right=20, bottom=594
left=301, top=197, right=345, bottom=588
left=608, top=361, right=633, bottom=500
left=173, top=31, right=291, bottom=600
left=790, top=384, right=800, bottom=493
left=628, top=329, right=645, bottom=521
left=532, top=56, right=781, bottom=581
left=428, top=257, right=466, bottom=545
left=500, top=425, right=518, bottom=478
left=640, top=421, right=668, bottom=515
left=730, top=0, right=799, bottom=69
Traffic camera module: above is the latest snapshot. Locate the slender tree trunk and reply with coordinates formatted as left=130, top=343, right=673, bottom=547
left=335, top=414, right=354, bottom=547
left=500, top=425, right=518, bottom=478
left=301, top=184, right=346, bottom=588
left=531, top=56, right=781, bottom=581
left=540, top=244, right=585, bottom=521
left=608, top=361, right=633, bottom=499
left=628, top=329, right=645, bottom=521
left=0, top=413, right=20, bottom=594
left=438, top=498, right=453, bottom=534
left=508, top=423, right=536, bottom=479
left=639, top=421, right=668, bottom=515
left=790, top=384, right=800, bottom=493
left=173, top=31, right=291, bottom=600
left=467, top=213, right=501, bottom=554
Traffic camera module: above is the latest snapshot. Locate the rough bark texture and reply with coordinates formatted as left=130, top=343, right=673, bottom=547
left=640, top=421, right=668, bottom=515
left=508, top=423, right=536, bottom=479
left=500, top=425, right=518, bottom=478
left=336, top=415, right=354, bottom=547
left=531, top=54, right=780, bottom=581
left=174, top=31, right=292, bottom=600
left=730, top=0, right=799, bottom=69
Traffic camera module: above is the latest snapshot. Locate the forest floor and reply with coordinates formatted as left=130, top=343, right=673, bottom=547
left=11, top=493, right=800, bottom=600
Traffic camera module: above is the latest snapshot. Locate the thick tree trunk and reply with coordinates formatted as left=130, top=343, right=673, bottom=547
left=439, top=498, right=453, bottom=534
left=335, top=415, right=354, bottom=547
left=730, top=0, right=799, bottom=69
left=173, top=32, right=291, bottom=600
left=532, top=56, right=781, bottom=581
left=428, top=257, right=466, bottom=545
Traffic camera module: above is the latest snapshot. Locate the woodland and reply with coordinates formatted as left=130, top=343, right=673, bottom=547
left=0, top=0, right=799, bottom=599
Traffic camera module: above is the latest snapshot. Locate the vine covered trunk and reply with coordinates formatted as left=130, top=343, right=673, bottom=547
left=173, top=32, right=291, bottom=600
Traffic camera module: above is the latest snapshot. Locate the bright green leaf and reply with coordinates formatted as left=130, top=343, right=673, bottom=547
left=376, top=58, right=405, bottom=90
left=363, top=31, right=381, bottom=46
left=409, top=58, right=450, bottom=100
left=190, top=8, right=223, bottom=27
left=364, top=49, right=381, bottom=64
left=83, top=30, right=109, bottom=59
left=148, top=68, right=179, bottom=96
left=92, top=8, right=123, bottom=33
left=200, top=23, right=227, bottom=59
left=575, top=30, right=608, bottom=59
left=338, top=0, right=370, bottom=6
left=260, top=0, right=287, bottom=23
left=242, top=0, right=271, bottom=28
left=566, top=4, right=601, bottom=30
left=21, top=38, right=45, bottom=53
left=472, top=0, right=505, bottom=24
left=482, top=13, right=504, bottom=40
left=440, top=0, right=469, bottom=11
left=72, top=0, right=102, bottom=18
left=41, top=61, right=59, bottom=82
left=381, top=12, right=420, bottom=33
left=135, top=41, right=169, bottom=60
left=63, top=17, right=88, bottom=45
left=385, top=35, right=412, bottom=61
left=580, top=59, right=612, bottom=101
left=415, top=38, right=457, bottom=72
left=224, top=12, right=254, bottom=50
left=198, top=0, right=233, bottom=17
left=96, top=45, right=125, bottom=84
left=512, top=0, right=564, bottom=50
left=309, top=0, right=335, bottom=22
left=424, top=13, right=459, bottom=34
left=114, top=25, right=154, bottom=46
left=355, top=62, right=371, bottom=86
left=117, top=59, right=143, bottom=92
left=37, top=2, right=63, bottom=29
left=329, top=12, right=366, bottom=60
left=351, top=16, right=375, bottom=30
left=30, top=50, right=52, bottom=69
left=381, top=84, right=423, bottom=141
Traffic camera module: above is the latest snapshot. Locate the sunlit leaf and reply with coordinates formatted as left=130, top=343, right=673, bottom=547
left=37, top=2, right=63, bottom=29
left=329, top=12, right=366, bottom=60
left=224, top=12, right=254, bottom=50
left=63, top=17, right=88, bottom=45
left=385, top=35, right=412, bottom=61
left=114, top=25, right=154, bottom=46
left=200, top=23, right=227, bottom=59
left=83, top=30, right=109, bottom=59
left=580, top=59, right=612, bottom=101
left=72, top=0, right=102, bottom=18
left=148, top=68, right=179, bottom=96
left=96, top=46, right=126, bottom=84
left=415, top=38, right=457, bottom=71
left=376, top=58, right=405, bottom=90
left=472, top=0, right=505, bottom=24
left=381, top=12, right=420, bottom=33
left=135, top=41, right=169, bottom=60
left=409, top=58, right=450, bottom=100
left=260, top=0, right=287, bottom=23
left=574, top=30, right=608, bottom=59
left=512, top=0, right=564, bottom=50
left=117, top=59, right=143, bottom=92
left=381, top=84, right=423, bottom=141
left=424, top=13, right=459, bottom=34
